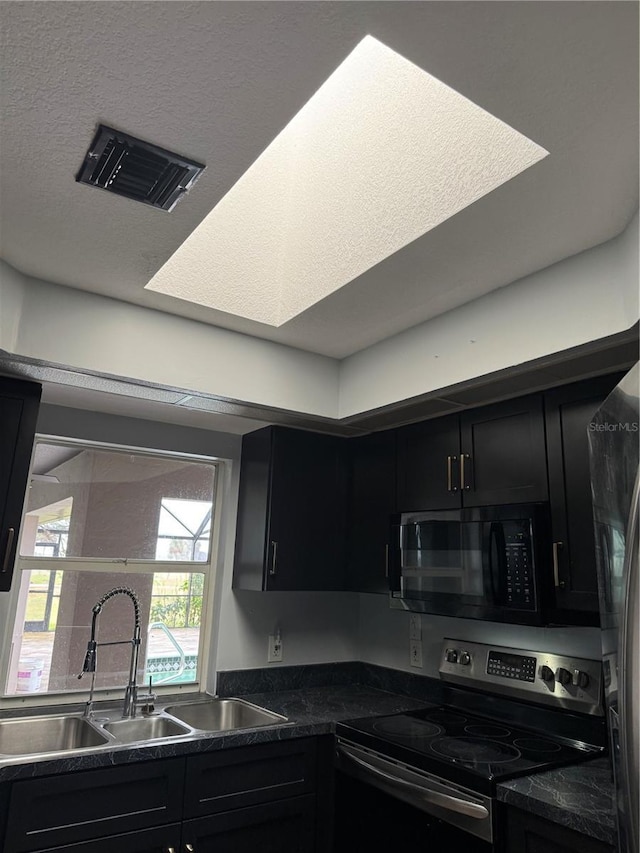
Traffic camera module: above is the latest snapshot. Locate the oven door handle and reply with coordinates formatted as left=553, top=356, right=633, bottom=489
left=337, top=745, right=489, bottom=820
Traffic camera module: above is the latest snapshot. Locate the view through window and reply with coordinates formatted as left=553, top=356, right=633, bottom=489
left=5, top=440, right=218, bottom=698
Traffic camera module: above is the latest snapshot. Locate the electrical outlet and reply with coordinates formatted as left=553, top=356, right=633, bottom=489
left=409, top=614, right=422, bottom=640
left=268, top=634, right=283, bottom=663
left=410, top=640, right=423, bottom=668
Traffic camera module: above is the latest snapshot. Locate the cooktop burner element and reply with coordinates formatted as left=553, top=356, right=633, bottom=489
left=513, top=737, right=563, bottom=754
left=430, top=736, right=521, bottom=765
left=372, top=717, right=442, bottom=739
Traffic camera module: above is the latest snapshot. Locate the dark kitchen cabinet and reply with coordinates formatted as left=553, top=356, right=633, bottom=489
left=545, top=373, right=622, bottom=624
left=181, top=796, right=317, bottom=852
left=346, top=429, right=397, bottom=593
left=0, top=377, right=41, bottom=592
left=233, top=426, right=347, bottom=591
left=397, top=414, right=461, bottom=511
left=2, top=737, right=327, bottom=853
left=502, top=805, right=615, bottom=853
left=396, top=396, right=548, bottom=512
left=3, top=758, right=185, bottom=852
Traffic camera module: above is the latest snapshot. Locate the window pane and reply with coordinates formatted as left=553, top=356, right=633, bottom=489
left=20, top=444, right=215, bottom=562
left=5, top=570, right=203, bottom=696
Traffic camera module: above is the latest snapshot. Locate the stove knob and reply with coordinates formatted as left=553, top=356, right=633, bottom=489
left=459, top=651, right=471, bottom=665
left=445, top=649, right=458, bottom=664
left=540, top=665, right=555, bottom=682
left=572, top=670, right=590, bottom=689
left=556, top=667, right=572, bottom=686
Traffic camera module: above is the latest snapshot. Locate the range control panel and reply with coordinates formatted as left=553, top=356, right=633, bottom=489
left=439, top=639, right=603, bottom=716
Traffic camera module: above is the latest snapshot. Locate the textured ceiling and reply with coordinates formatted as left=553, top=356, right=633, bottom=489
left=1, top=1, right=638, bottom=358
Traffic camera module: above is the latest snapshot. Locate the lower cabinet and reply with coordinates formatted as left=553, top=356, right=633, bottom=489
left=502, top=805, right=615, bottom=853
left=182, top=796, right=317, bottom=853
left=1, top=737, right=326, bottom=853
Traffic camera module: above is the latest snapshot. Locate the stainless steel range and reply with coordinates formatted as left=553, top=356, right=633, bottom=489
left=334, top=639, right=605, bottom=851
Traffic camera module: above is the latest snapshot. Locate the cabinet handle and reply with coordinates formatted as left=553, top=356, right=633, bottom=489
left=184, top=845, right=195, bottom=853
left=460, top=454, right=471, bottom=490
left=1, top=528, right=15, bottom=574
left=269, top=540, right=278, bottom=576
left=165, top=848, right=176, bottom=853
left=553, top=541, right=565, bottom=589
left=385, top=543, right=389, bottom=578
left=447, top=456, right=458, bottom=492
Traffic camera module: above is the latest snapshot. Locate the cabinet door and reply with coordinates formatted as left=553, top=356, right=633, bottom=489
left=0, top=378, right=41, bottom=592
left=184, top=738, right=317, bottom=819
left=396, top=415, right=461, bottom=511
left=5, top=758, right=185, bottom=852
left=460, top=395, right=548, bottom=507
left=346, top=430, right=396, bottom=593
left=181, top=795, right=316, bottom=853
left=502, top=805, right=614, bottom=853
left=233, top=426, right=347, bottom=591
left=30, top=823, right=182, bottom=853
left=545, top=374, right=621, bottom=622
left=268, top=428, right=346, bottom=591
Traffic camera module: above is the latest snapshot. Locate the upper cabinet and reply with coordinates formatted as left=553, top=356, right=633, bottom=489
left=545, top=373, right=622, bottom=624
left=233, top=426, right=347, bottom=591
left=345, top=430, right=396, bottom=594
left=0, top=377, right=41, bottom=592
left=397, top=396, right=548, bottom=511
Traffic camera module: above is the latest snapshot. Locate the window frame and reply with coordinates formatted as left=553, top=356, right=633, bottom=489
left=0, top=434, right=224, bottom=710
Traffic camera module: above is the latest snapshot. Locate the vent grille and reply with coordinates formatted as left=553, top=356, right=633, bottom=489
left=76, top=125, right=205, bottom=211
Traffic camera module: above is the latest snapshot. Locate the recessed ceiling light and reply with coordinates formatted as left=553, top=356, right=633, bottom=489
left=145, top=35, right=548, bottom=325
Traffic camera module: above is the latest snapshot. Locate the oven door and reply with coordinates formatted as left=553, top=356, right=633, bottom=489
left=335, top=738, right=493, bottom=845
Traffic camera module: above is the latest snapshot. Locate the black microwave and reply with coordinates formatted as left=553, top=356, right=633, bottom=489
left=388, top=503, right=552, bottom=625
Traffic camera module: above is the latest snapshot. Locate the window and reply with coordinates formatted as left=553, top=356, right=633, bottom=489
left=3, top=438, right=220, bottom=701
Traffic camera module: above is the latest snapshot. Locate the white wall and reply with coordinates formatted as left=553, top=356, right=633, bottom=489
left=358, top=594, right=602, bottom=678
left=339, top=211, right=639, bottom=417
left=1, top=211, right=638, bottom=422
left=0, top=263, right=341, bottom=419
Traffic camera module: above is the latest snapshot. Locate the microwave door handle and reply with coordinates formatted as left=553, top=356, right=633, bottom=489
left=487, top=522, right=507, bottom=605
left=338, top=746, right=489, bottom=820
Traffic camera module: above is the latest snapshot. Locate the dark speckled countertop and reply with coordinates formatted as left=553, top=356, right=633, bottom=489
left=497, top=756, right=617, bottom=847
left=0, top=665, right=617, bottom=848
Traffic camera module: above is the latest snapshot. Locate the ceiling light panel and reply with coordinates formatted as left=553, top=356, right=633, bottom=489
left=146, top=36, right=548, bottom=326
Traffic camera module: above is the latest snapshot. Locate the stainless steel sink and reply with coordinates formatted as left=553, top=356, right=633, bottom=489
left=101, top=715, right=190, bottom=744
left=0, top=714, right=110, bottom=755
left=164, top=698, right=288, bottom=732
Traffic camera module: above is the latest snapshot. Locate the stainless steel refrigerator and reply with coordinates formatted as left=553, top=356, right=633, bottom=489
left=589, top=362, right=639, bottom=853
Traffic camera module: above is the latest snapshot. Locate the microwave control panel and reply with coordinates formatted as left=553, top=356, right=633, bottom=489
left=503, top=523, right=535, bottom=609
left=439, top=639, right=604, bottom=715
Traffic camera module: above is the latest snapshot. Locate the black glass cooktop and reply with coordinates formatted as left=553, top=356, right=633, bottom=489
left=336, top=705, right=603, bottom=793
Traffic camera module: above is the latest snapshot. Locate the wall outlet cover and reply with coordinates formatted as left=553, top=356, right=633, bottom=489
left=409, top=613, right=422, bottom=640
left=410, top=640, right=423, bottom=668
left=268, top=634, right=283, bottom=663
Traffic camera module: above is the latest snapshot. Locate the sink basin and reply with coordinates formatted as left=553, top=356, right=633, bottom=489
left=0, top=715, right=110, bottom=755
left=102, top=715, right=190, bottom=744
left=164, top=698, right=287, bottom=732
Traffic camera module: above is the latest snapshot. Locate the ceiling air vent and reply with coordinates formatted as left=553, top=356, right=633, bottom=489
left=76, top=125, right=205, bottom=211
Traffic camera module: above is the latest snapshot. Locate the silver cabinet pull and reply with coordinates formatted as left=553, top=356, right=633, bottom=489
left=384, top=543, right=389, bottom=578
left=460, top=454, right=471, bottom=490
left=553, top=541, right=565, bottom=589
left=447, top=456, right=458, bottom=492
left=269, top=540, right=278, bottom=576
left=165, top=848, right=176, bottom=853
left=1, top=528, right=15, bottom=574
left=184, top=845, right=195, bottom=853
